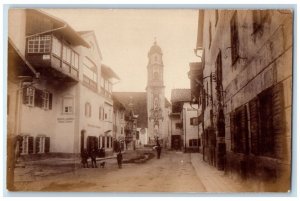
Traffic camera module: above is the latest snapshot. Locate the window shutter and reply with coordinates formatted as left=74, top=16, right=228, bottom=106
left=28, top=136, right=34, bottom=154
left=34, top=89, right=43, bottom=108
left=230, top=112, right=235, bottom=152
left=22, top=87, right=29, bottom=104
left=240, top=105, right=249, bottom=154
left=87, top=136, right=92, bottom=153
left=272, top=83, right=285, bottom=135
left=35, top=137, right=40, bottom=153
left=249, top=98, right=260, bottom=155
left=94, top=137, right=99, bottom=149
left=49, top=93, right=53, bottom=110
left=18, top=136, right=23, bottom=154
left=45, top=137, right=50, bottom=153
left=272, top=83, right=285, bottom=158
left=102, top=136, right=105, bottom=148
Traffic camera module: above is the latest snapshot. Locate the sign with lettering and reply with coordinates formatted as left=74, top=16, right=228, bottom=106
left=57, top=117, right=74, bottom=123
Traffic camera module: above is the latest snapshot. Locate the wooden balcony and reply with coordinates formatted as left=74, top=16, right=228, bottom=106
left=25, top=35, right=79, bottom=82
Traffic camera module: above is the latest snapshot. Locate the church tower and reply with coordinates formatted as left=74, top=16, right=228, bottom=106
left=146, top=40, right=165, bottom=144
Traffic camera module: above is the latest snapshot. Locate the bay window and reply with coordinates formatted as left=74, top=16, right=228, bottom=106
left=52, top=36, right=62, bottom=57
left=27, top=35, right=51, bottom=53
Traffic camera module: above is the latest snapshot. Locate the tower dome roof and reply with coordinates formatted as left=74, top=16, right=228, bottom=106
left=148, top=41, right=162, bottom=55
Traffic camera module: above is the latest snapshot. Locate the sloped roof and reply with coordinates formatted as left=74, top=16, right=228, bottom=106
left=29, top=9, right=90, bottom=48
left=171, top=89, right=191, bottom=103
left=113, top=92, right=148, bottom=128
left=101, top=64, right=120, bottom=80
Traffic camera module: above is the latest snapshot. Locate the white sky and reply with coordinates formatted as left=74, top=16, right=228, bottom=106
left=43, top=9, right=199, bottom=100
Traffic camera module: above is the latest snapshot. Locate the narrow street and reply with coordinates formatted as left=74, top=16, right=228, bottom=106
left=15, top=151, right=206, bottom=192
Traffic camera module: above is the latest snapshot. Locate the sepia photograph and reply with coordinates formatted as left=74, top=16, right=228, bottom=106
left=6, top=6, right=293, bottom=194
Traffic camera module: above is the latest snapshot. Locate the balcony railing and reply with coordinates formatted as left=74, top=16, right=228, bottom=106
left=83, top=75, right=97, bottom=91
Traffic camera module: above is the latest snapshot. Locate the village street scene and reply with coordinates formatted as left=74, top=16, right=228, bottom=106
left=6, top=8, right=293, bottom=193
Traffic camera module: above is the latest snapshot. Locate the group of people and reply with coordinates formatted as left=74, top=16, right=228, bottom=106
left=81, top=148, right=123, bottom=169
left=81, top=142, right=162, bottom=169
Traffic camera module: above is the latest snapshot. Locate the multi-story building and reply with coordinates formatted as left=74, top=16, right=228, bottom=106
left=192, top=10, right=292, bottom=191
left=7, top=9, right=119, bottom=157
left=112, top=95, right=126, bottom=151
left=170, top=89, right=199, bottom=152
left=113, top=92, right=149, bottom=149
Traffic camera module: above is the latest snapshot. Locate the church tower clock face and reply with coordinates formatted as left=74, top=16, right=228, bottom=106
left=146, top=39, right=165, bottom=143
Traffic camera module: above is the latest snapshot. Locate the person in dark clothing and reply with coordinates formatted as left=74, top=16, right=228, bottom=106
left=91, top=148, right=97, bottom=168
left=156, top=144, right=162, bottom=159
left=117, top=151, right=123, bottom=169
left=81, top=149, right=89, bottom=168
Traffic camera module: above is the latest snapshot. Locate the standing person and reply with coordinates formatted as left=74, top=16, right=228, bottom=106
left=117, top=151, right=123, bottom=169
left=91, top=148, right=97, bottom=168
left=156, top=144, right=162, bottom=159
left=81, top=149, right=89, bottom=168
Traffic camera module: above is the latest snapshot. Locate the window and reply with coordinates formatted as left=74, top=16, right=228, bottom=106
left=189, top=139, right=199, bottom=147
left=52, top=36, right=62, bottom=57
left=105, top=113, right=107, bottom=120
left=62, top=44, right=71, bottom=63
left=249, top=84, right=284, bottom=157
left=63, top=97, right=73, bottom=114
left=230, top=11, right=239, bottom=65
left=19, top=135, right=34, bottom=154
left=175, top=123, right=182, bottom=129
left=27, top=35, right=51, bottom=53
left=23, top=87, right=35, bottom=106
left=36, top=136, right=50, bottom=153
left=190, top=117, right=198, bottom=126
left=83, top=57, right=97, bottom=89
left=252, top=10, right=270, bottom=35
left=230, top=105, right=249, bottom=154
left=121, top=127, right=123, bottom=134
left=85, top=102, right=91, bottom=117
left=71, top=51, right=79, bottom=69
left=23, top=87, right=52, bottom=110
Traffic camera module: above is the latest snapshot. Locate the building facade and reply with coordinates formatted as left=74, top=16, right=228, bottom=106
left=8, top=9, right=119, bottom=157
left=192, top=10, right=292, bottom=191
left=170, top=89, right=199, bottom=152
